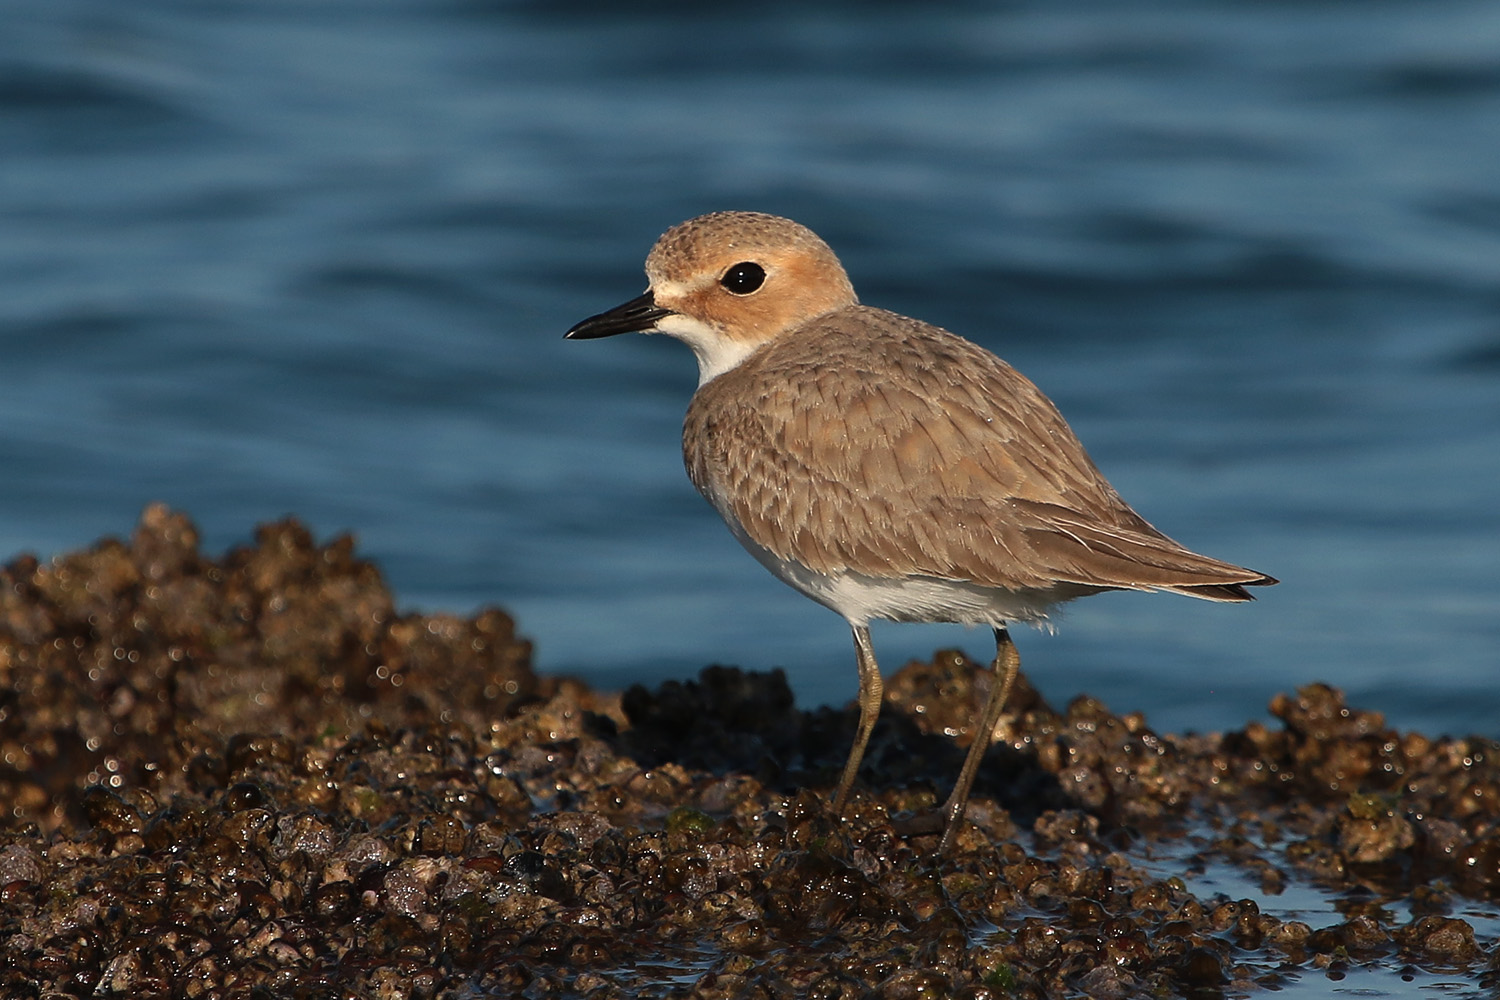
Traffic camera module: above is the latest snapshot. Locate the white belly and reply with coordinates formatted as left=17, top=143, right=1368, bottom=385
left=716, top=503, right=1087, bottom=628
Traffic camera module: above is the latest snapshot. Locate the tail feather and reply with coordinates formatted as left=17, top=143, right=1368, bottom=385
left=1012, top=499, right=1277, bottom=600
left=1166, top=578, right=1278, bottom=603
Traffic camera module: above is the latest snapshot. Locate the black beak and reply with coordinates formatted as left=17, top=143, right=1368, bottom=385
left=565, top=291, right=673, bottom=340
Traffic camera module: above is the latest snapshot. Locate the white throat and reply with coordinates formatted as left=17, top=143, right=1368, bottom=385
left=654, top=313, right=762, bottom=385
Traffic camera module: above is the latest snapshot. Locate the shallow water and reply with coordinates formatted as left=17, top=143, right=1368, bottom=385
left=1149, top=842, right=1500, bottom=998
left=2, top=0, right=1498, bottom=738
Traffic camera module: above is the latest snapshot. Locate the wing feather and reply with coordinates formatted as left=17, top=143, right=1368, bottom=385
left=683, top=305, right=1274, bottom=601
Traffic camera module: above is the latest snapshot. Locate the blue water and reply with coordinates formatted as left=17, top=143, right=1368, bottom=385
left=3, top=1, right=1497, bottom=739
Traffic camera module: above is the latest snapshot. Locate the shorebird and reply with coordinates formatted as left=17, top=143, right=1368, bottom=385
left=566, top=211, right=1275, bottom=853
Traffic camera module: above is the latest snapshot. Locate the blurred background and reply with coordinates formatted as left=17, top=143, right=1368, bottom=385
left=2, top=0, right=1496, bottom=737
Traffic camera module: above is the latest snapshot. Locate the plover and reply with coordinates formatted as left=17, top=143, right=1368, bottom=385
left=566, top=211, right=1276, bottom=853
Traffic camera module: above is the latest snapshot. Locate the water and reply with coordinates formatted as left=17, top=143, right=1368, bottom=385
left=2, top=0, right=1497, bottom=740
left=1138, top=836, right=1500, bottom=998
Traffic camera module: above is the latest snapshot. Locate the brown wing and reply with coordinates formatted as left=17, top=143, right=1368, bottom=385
left=684, top=305, right=1275, bottom=599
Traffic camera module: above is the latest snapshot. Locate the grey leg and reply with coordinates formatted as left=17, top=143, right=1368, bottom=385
left=938, top=626, right=1019, bottom=854
left=833, top=623, right=883, bottom=814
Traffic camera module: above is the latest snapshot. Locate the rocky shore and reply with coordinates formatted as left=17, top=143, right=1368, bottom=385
left=1, top=507, right=1496, bottom=997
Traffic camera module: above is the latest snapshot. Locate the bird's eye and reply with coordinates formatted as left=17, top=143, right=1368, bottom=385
left=719, top=262, right=766, bottom=295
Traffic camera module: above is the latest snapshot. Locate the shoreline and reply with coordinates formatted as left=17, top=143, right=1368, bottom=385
left=1, top=506, right=1495, bottom=997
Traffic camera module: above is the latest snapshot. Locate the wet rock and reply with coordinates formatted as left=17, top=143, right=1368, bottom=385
left=1175, top=946, right=1228, bottom=987
left=1338, top=793, right=1415, bottom=863
left=0, top=508, right=1497, bottom=996
left=1395, top=915, right=1481, bottom=963
left=0, top=843, right=41, bottom=885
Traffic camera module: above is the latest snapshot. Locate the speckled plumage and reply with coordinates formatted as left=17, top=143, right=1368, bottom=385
left=567, top=211, right=1276, bottom=853
left=683, top=303, right=1267, bottom=615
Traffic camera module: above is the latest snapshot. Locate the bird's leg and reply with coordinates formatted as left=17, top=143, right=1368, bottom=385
left=833, top=624, right=883, bottom=814
left=938, top=626, right=1019, bottom=854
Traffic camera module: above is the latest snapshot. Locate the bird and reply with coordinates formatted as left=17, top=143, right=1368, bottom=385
left=565, top=211, right=1276, bottom=853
